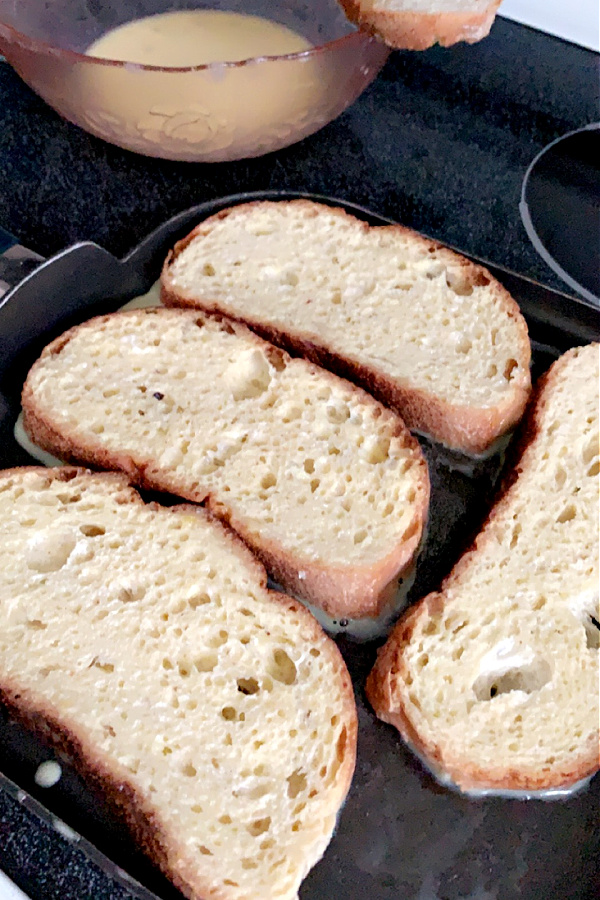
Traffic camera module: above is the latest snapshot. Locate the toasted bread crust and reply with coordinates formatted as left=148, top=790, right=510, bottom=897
left=366, top=596, right=599, bottom=792
left=0, top=467, right=358, bottom=900
left=338, top=0, right=502, bottom=50
left=21, top=310, right=429, bottom=621
left=366, top=346, right=600, bottom=792
left=161, top=200, right=531, bottom=456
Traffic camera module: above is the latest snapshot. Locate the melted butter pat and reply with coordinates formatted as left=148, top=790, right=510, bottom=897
left=76, top=11, right=327, bottom=161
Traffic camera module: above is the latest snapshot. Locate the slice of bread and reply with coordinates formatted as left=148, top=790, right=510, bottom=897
left=366, top=344, right=600, bottom=793
left=339, top=0, right=503, bottom=50
left=161, top=200, right=531, bottom=456
left=0, top=467, right=357, bottom=900
left=22, top=308, right=429, bottom=626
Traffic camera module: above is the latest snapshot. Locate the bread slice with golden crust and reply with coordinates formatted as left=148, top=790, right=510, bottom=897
left=339, top=0, right=502, bottom=50
left=161, top=200, right=531, bottom=456
left=21, top=308, right=429, bottom=627
left=0, top=466, right=357, bottom=900
left=366, top=344, right=600, bottom=793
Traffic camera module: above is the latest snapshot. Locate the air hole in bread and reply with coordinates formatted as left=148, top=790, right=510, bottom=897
left=555, top=466, right=567, bottom=489
left=247, top=816, right=271, bottom=837
left=446, top=271, right=474, bottom=296
left=336, top=727, right=348, bottom=762
left=237, top=677, right=259, bottom=695
left=242, top=858, right=259, bottom=870
left=260, top=473, right=277, bottom=490
left=117, top=583, right=145, bottom=603
left=408, top=690, right=421, bottom=712
left=588, top=460, right=600, bottom=477
left=582, top=436, right=598, bottom=465
left=280, top=269, right=298, bottom=287
left=79, top=524, right=106, bottom=537
left=202, top=263, right=215, bottom=276
left=509, top=523, right=522, bottom=549
left=93, top=659, right=114, bottom=673
left=221, top=706, right=237, bottom=721
left=56, top=492, right=81, bottom=504
left=504, top=358, right=518, bottom=380
left=444, top=615, right=467, bottom=634
left=268, top=649, right=296, bottom=685
left=266, top=348, right=287, bottom=372
left=286, top=769, right=307, bottom=798
left=209, top=629, right=228, bottom=648
left=585, top=617, right=600, bottom=650
left=473, top=657, right=552, bottom=701
left=556, top=504, right=576, bottom=524
left=188, top=593, right=210, bottom=609
left=362, top=436, right=389, bottom=464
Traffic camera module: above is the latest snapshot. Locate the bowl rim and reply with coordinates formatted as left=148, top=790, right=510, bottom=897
left=0, top=12, right=382, bottom=71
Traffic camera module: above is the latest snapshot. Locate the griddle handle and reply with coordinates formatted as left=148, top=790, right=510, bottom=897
left=0, top=227, right=44, bottom=300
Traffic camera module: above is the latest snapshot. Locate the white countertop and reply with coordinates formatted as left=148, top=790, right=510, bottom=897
left=500, top=0, right=600, bottom=51
left=0, top=871, right=31, bottom=900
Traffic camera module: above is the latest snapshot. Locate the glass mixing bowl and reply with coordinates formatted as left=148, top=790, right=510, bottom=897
left=0, top=0, right=390, bottom=162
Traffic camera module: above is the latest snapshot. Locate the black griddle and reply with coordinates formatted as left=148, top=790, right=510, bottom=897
left=0, top=193, right=599, bottom=900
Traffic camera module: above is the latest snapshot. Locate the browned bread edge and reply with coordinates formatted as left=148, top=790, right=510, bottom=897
left=21, top=311, right=430, bottom=621
left=160, top=200, right=531, bottom=456
left=0, top=466, right=358, bottom=900
left=365, top=346, right=600, bottom=791
left=338, top=0, right=503, bottom=50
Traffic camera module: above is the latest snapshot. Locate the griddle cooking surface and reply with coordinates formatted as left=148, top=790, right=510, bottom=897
left=0, top=193, right=598, bottom=900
